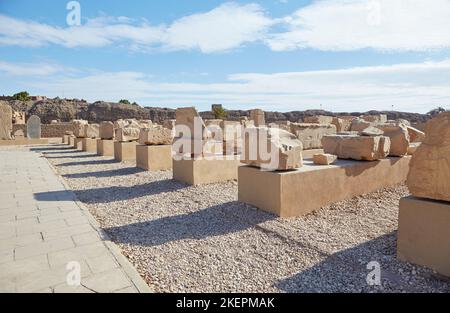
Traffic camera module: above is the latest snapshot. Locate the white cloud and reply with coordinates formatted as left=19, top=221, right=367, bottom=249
left=267, top=0, right=450, bottom=52
left=2, top=1, right=450, bottom=53
left=4, top=59, right=448, bottom=113
left=0, top=3, right=272, bottom=53
left=0, top=61, right=69, bottom=76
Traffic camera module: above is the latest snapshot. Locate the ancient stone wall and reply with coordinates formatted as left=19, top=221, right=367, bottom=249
left=12, top=123, right=74, bottom=138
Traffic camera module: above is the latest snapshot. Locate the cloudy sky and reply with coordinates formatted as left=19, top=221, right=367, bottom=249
left=1, top=0, right=450, bottom=113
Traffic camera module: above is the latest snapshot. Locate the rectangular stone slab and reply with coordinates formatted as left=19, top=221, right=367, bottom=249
left=238, top=156, right=411, bottom=217
left=69, top=136, right=75, bottom=147
left=397, top=196, right=450, bottom=277
left=114, top=141, right=137, bottom=161
left=97, top=139, right=114, bottom=157
left=136, top=144, right=173, bottom=171
left=74, top=137, right=83, bottom=150
left=173, top=156, right=241, bottom=185
left=82, top=138, right=97, bottom=153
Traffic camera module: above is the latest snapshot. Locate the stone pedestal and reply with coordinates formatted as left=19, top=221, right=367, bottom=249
left=173, top=156, right=241, bottom=185
left=74, top=138, right=83, bottom=150
left=136, top=145, right=172, bottom=171
left=114, top=141, right=137, bottom=162
left=397, top=196, right=450, bottom=277
left=97, top=139, right=114, bottom=157
left=238, top=157, right=411, bottom=217
left=82, top=138, right=97, bottom=153
left=69, top=136, right=75, bottom=147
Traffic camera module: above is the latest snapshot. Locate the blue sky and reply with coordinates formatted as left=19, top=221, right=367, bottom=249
left=1, top=0, right=450, bottom=113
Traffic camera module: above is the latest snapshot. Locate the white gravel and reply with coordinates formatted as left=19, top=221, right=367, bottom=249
left=36, top=144, right=449, bottom=293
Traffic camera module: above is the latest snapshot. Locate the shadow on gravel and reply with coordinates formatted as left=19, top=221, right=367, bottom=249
left=104, top=201, right=275, bottom=247
left=46, top=154, right=98, bottom=159
left=30, top=145, right=71, bottom=152
left=41, top=150, right=81, bottom=155
left=58, top=159, right=120, bottom=166
left=63, top=167, right=145, bottom=178
left=71, top=179, right=186, bottom=203
left=274, top=231, right=449, bottom=292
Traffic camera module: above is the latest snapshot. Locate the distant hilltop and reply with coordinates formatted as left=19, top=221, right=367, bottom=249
left=0, top=96, right=442, bottom=125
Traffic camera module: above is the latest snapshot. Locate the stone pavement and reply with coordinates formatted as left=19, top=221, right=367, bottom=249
left=0, top=145, right=151, bottom=293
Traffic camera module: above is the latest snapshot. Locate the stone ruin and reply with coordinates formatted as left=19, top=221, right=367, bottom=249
left=249, top=109, right=265, bottom=127
left=84, top=123, right=100, bottom=139
left=173, top=107, right=223, bottom=157
left=322, top=134, right=390, bottom=161
left=290, top=123, right=337, bottom=150
left=112, top=119, right=154, bottom=142
left=73, top=120, right=89, bottom=138
left=99, top=121, right=115, bottom=140
left=242, top=127, right=303, bottom=170
left=27, top=115, right=41, bottom=139
left=406, top=111, right=450, bottom=202
left=12, top=111, right=26, bottom=125
left=0, top=102, right=13, bottom=140
left=138, top=127, right=173, bottom=145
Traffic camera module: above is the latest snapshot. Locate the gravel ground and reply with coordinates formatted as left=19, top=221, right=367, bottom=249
left=34, top=144, right=449, bottom=293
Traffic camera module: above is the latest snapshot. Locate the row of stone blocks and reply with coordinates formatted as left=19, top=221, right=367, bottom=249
left=63, top=136, right=449, bottom=278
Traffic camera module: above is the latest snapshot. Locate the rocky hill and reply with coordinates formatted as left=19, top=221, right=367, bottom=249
left=1, top=97, right=438, bottom=124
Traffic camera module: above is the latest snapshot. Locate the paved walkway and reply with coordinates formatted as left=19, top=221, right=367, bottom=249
left=0, top=145, right=150, bottom=293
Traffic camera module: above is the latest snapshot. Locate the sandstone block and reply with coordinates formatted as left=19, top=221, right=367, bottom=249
left=304, top=115, right=333, bottom=124
left=361, top=126, right=384, bottom=137
left=0, top=103, right=13, bottom=140
left=138, top=128, right=173, bottom=145
left=242, top=127, right=303, bottom=170
left=99, top=122, right=115, bottom=140
left=73, top=120, right=88, bottom=138
left=84, top=124, right=99, bottom=139
left=290, top=123, right=336, bottom=149
left=249, top=109, right=265, bottom=127
left=362, top=114, right=387, bottom=123
left=350, top=118, right=373, bottom=132
left=115, top=127, right=140, bottom=142
left=406, top=112, right=450, bottom=202
left=376, top=124, right=410, bottom=156
left=313, top=153, right=337, bottom=165
left=322, top=135, right=390, bottom=161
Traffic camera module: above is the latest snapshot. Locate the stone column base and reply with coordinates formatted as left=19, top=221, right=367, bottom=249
left=136, top=144, right=172, bottom=171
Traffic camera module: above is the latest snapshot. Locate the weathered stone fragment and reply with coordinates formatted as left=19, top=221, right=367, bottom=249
left=313, top=153, right=337, bottom=165
left=138, top=127, right=173, bottom=145
left=99, top=121, right=115, bottom=140
left=115, top=127, right=140, bottom=142
left=406, top=112, right=450, bottom=202
left=350, top=118, right=373, bottom=132
left=73, top=120, right=88, bottom=138
left=84, top=124, right=99, bottom=138
left=322, top=135, right=390, bottom=161
left=250, top=109, right=265, bottom=127
left=13, top=129, right=25, bottom=139
left=290, top=123, right=336, bottom=149
left=27, top=115, right=41, bottom=139
left=362, top=114, right=387, bottom=123
left=376, top=124, right=410, bottom=156
left=361, top=126, right=384, bottom=137
left=0, top=102, right=12, bottom=140
left=304, top=115, right=333, bottom=124
left=242, top=127, right=303, bottom=170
